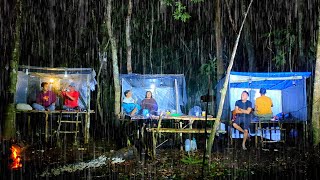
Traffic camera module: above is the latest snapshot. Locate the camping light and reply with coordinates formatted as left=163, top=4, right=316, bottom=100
left=292, top=75, right=297, bottom=86
left=248, top=78, right=252, bottom=85
left=25, top=69, right=29, bottom=75
left=150, top=83, right=155, bottom=89
left=64, top=70, right=68, bottom=77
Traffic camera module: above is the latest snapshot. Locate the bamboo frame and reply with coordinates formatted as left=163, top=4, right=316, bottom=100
left=147, top=115, right=226, bottom=157
left=16, top=110, right=94, bottom=143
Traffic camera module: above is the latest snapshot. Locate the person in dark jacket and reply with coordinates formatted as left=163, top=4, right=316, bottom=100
left=32, top=82, right=57, bottom=111
left=141, top=91, right=158, bottom=115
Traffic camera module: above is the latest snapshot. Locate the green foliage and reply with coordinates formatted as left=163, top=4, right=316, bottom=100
left=163, top=0, right=174, bottom=6
left=208, top=161, right=226, bottom=177
left=272, top=50, right=286, bottom=68
left=191, top=0, right=204, bottom=2
left=173, top=2, right=191, bottom=22
left=180, top=155, right=202, bottom=165
left=200, top=58, right=217, bottom=77
left=127, top=138, right=131, bottom=147
left=263, top=29, right=296, bottom=70
left=163, top=0, right=205, bottom=22
left=307, top=44, right=316, bottom=62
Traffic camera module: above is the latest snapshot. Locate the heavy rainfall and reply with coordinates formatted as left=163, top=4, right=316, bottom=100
left=1, top=0, right=320, bottom=179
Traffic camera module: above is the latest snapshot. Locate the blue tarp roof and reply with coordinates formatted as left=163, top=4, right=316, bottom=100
left=230, top=71, right=311, bottom=78
left=229, top=71, right=311, bottom=90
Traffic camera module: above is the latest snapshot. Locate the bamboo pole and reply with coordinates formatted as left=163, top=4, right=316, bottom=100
left=206, top=0, right=254, bottom=159
left=312, top=13, right=320, bottom=146
left=175, top=79, right=179, bottom=112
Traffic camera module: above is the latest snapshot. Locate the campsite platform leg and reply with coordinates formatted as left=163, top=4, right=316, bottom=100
left=84, top=112, right=90, bottom=144
left=28, top=115, right=31, bottom=135
left=255, top=123, right=258, bottom=148
left=303, top=121, right=307, bottom=147
left=180, top=122, right=183, bottom=151
left=152, top=131, right=156, bottom=158
left=45, top=112, right=49, bottom=142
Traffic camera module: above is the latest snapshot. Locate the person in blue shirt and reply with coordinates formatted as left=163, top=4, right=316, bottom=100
left=232, top=91, right=252, bottom=150
left=122, top=90, right=141, bottom=116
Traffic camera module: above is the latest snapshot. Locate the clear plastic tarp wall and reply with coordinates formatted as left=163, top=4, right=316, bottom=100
left=121, top=74, right=187, bottom=114
left=16, top=66, right=97, bottom=110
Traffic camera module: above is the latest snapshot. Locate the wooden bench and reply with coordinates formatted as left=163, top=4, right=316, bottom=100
left=139, top=115, right=226, bottom=157
left=251, top=120, right=286, bottom=148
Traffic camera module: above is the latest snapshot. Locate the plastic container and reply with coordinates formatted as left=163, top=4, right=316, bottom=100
left=191, top=138, right=197, bottom=151
left=142, top=109, right=149, bottom=118
left=185, top=139, right=191, bottom=152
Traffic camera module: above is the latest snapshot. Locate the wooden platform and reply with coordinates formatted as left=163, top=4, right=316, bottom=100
left=16, top=110, right=95, bottom=143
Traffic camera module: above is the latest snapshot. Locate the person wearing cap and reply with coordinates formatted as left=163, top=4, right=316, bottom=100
left=122, top=90, right=141, bottom=116
left=32, top=82, right=57, bottom=111
left=61, top=82, right=80, bottom=110
left=232, top=91, right=252, bottom=150
left=254, top=88, right=273, bottom=121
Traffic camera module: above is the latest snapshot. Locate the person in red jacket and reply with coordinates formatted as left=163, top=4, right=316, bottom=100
left=61, top=82, right=80, bottom=110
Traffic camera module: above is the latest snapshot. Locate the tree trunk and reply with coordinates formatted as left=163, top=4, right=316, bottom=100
left=106, top=0, right=121, bottom=118
left=142, top=50, right=146, bottom=74
left=206, top=0, right=253, bottom=160
left=126, top=0, right=133, bottom=74
left=4, top=0, right=22, bottom=139
left=149, top=2, right=154, bottom=74
left=297, top=0, right=304, bottom=67
left=312, top=16, right=320, bottom=146
left=215, top=0, right=224, bottom=80
left=243, top=11, right=256, bottom=71
left=48, top=0, right=55, bottom=67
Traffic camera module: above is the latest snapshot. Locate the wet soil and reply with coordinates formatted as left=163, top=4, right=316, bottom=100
left=1, top=133, right=320, bottom=180
left=1, top=120, right=320, bottom=179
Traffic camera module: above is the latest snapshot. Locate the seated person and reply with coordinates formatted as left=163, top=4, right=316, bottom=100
left=232, top=91, right=252, bottom=150
left=32, top=82, right=57, bottom=111
left=60, top=82, right=80, bottom=110
left=140, top=91, right=158, bottom=115
left=122, top=90, right=141, bottom=116
left=254, top=88, right=273, bottom=121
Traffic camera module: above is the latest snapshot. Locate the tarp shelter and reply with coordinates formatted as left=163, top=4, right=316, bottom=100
left=217, top=71, right=311, bottom=122
left=120, top=74, right=187, bottom=114
left=16, top=66, right=97, bottom=110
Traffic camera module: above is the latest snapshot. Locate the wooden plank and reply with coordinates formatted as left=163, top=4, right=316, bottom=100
left=16, top=110, right=95, bottom=114
left=58, top=121, right=82, bottom=123
left=168, top=116, right=216, bottom=121
left=147, top=128, right=226, bottom=134
left=131, top=115, right=216, bottom=121
left=58, top=131, right=79, bottom=133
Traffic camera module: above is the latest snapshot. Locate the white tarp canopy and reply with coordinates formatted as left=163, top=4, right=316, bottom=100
left=16, top=66, right=97, bottom=110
